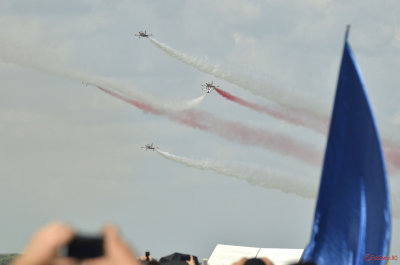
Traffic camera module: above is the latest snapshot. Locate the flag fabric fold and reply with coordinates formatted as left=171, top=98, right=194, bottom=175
left=301, top=30, right=391, bottom=265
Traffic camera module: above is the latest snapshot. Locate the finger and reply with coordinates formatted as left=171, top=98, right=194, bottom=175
left=102, top=225, right=139, bottom=265
left=35, top=222, right=75, bottom=246
left=105, top=225, right=135, bottom=257
left=103, top=225, right=126, bottom=254
left=28, top=222, right=74, bottom=253
left=186, top=255, right=194, bottom=265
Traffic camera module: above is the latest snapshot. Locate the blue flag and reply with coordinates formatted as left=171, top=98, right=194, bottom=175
left=301, top=29, right=391, bottom=265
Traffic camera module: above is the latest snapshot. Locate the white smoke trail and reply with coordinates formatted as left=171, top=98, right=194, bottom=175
left=0, top=41, right=205, bottom=111
left=149, top=37, right=400, bottom=163
left=98, top=85, right=323, bottom=166
left=156, top=149, right=400, bottom=218
left=115, top=87, right=206, bottom=111
left=149, top=37, right=329, bottom=119
left=156, top=149, right=317, bottom=198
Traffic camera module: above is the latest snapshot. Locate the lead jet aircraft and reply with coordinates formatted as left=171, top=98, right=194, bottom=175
left=141, top=143, right=158, bottom=151
left=135, top=30, right=152, bottom=38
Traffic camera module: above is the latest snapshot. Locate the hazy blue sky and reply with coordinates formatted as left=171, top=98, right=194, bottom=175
left=1, top=0, right=399, bottom=260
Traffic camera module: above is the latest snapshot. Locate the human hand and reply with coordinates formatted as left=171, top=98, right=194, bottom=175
left=140, top=255, right=152, bottom=262
left=186, top=255, right=195, bottom=265
left=11, top=222, right=76, bottom=265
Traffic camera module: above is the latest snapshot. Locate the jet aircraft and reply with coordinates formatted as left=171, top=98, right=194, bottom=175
left=202, top=81, right=219, bottom=93
left=135, top=30, right=152, bottom=38
left=141, top=143, right=158, bottom=151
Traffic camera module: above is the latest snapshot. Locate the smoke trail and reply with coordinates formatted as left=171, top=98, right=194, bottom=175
left=156, top=149, right=317, bottom=198
left=149, top=38, right=400, bottom=155
left=214, top=87, right=328, bottom=134
left=148, top=37, right=328, bottom=119
left=0, top=41, right=322, bottom=166
left=3, top=40, right=398, bottom=171
left=156, top=149, right=400, bottom=218
left=0, top=41, right=205, bottom=112
left=102, top=84, right=400, bottom=174
left=215, top=87, right=400, bottom=173
left=385, top=147, right=400, bottom=172
left=97, top=86, right=323, bottom=166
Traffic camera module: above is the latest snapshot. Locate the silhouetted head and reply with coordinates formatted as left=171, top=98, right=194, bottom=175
left=244, top=258, right=267, bottom=265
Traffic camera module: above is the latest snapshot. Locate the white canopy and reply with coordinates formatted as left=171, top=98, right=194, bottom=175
left=207, top=244, right=303, bottom=265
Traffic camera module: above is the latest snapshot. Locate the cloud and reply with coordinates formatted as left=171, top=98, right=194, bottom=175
left=0, top=110, right=52, bottom=122
left=0, top=0, right=91, bottom=16
left=233, top=33, right=256, bottom=45
left=209, top=0, right=261, bottom=19
left=394, top=26, right=400, bottom=48
left=394, top=113, right=400, bottom=125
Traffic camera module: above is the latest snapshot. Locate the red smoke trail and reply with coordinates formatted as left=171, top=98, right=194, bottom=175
left=385, top=147, right=400, bottom=174
left=98, top=86, right=161, bottom=115
left=215, top=87, right=328, bottom=134
left=98, top=86, right=400, bottom=173
left=214, top=88, right=400, bottom=173
left=97, top=86, right=322, bottom=166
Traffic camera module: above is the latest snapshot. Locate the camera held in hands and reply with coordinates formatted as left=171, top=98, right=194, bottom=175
left=60, top=234, right=104, bottom=260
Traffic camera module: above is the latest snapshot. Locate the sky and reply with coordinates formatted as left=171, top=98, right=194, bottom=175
left=1, top=0, right=400, bottom=260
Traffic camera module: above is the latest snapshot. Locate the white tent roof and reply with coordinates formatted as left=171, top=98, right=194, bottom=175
left=207, top=244, right=303, bottom=265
